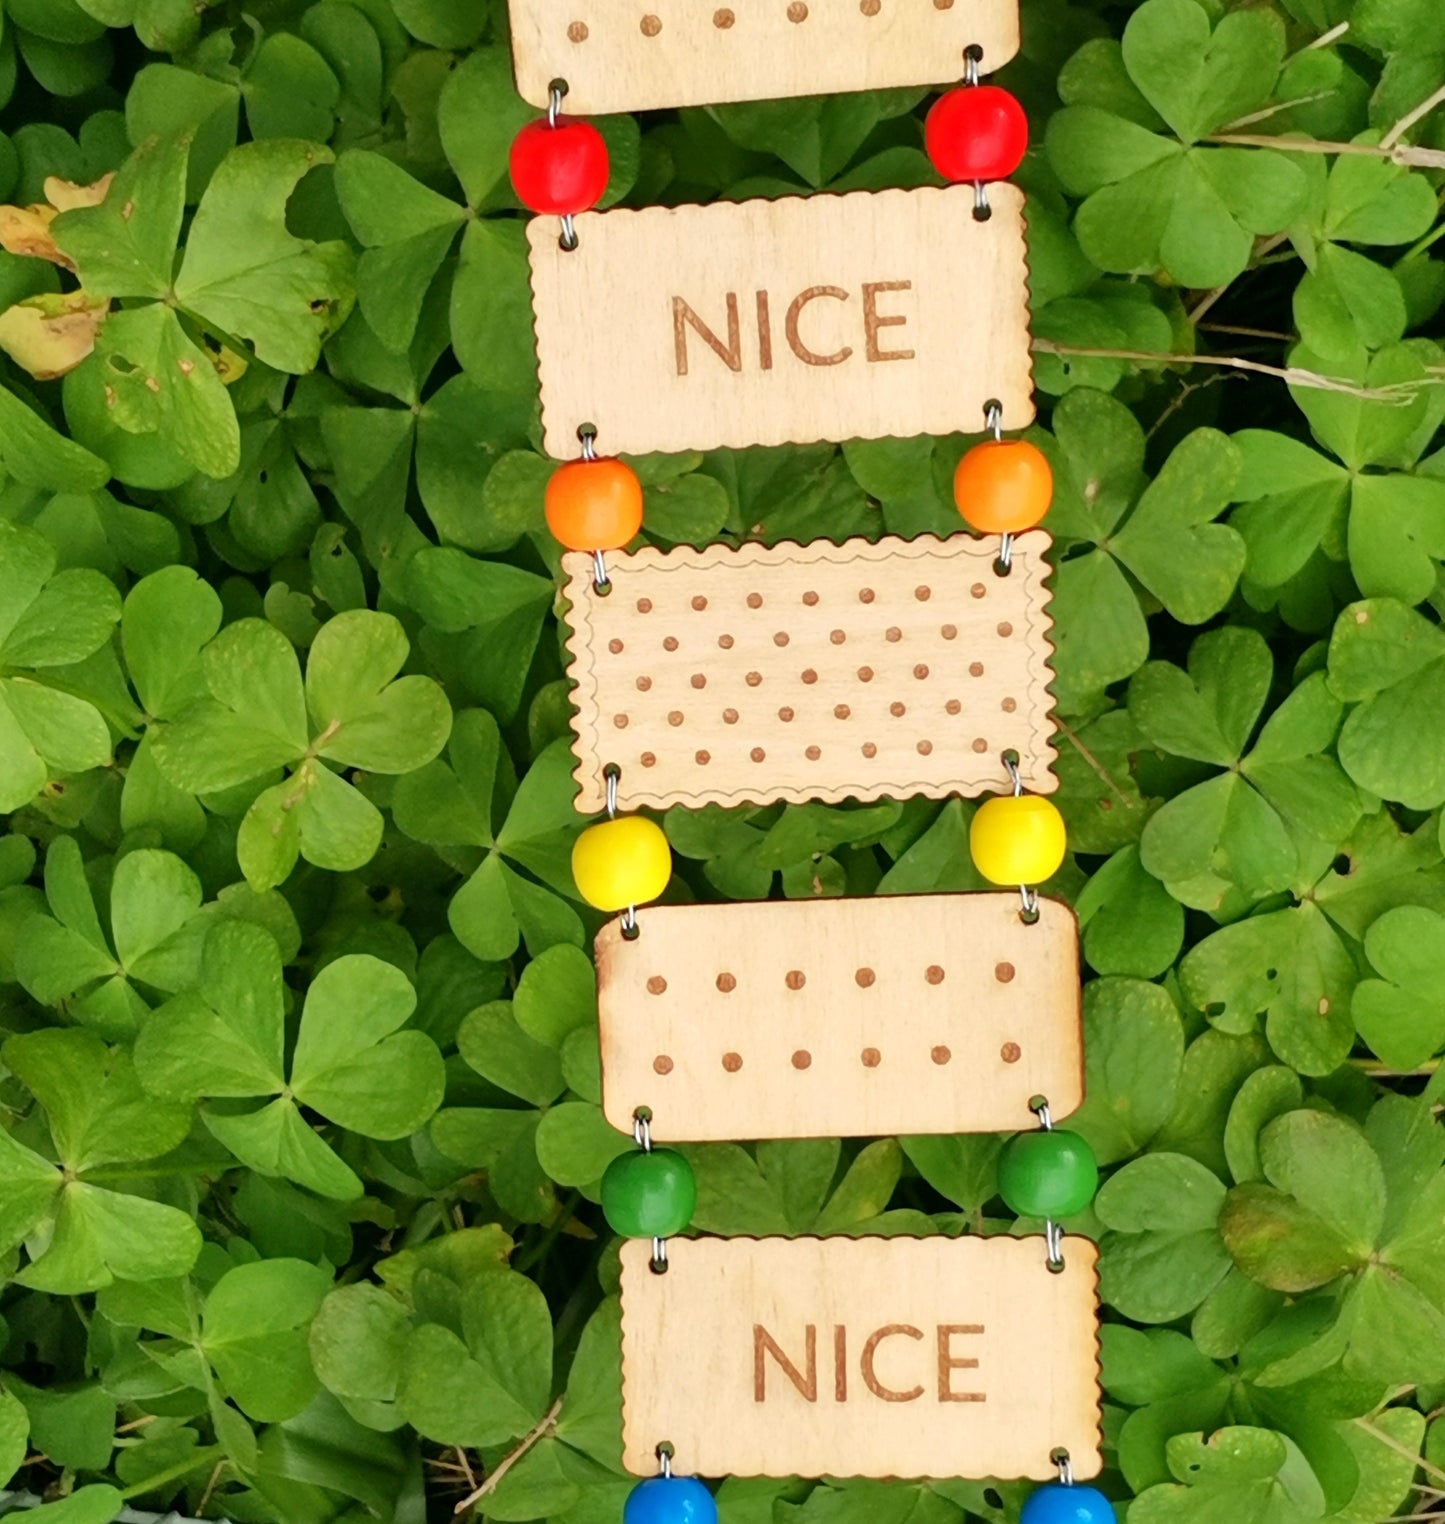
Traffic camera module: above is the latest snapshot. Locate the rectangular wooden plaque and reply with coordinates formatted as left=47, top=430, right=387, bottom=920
left=620, top=1235, right=1102, bottom=1479
left=529, top=185, right=1034, bottom=459
left=562, top=531, right=1057, bottom=813
left=509, top=0, right=1019, bottom=114
left=598, top=893, right=1081, bottom=1141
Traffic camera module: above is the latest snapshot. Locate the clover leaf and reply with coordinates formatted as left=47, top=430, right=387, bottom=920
left=393, top=713, right=584, bottom=963
left=1131, top=1426, right=1326, bottom=1524
left=1353, top=905, right=1445, bottom=1070
left=0, top=517, right=119, bottom=811
left=13, top=838, right=205, bottom=1039
left=1042, top=393, right=1243, bottom=711
left=0, top=1028, right=198, bottom=1294
left=151, top=609, right=451, bottom=890
left=135, top=922, right=445, bottom=1200
left=1327, top=596, right=1445, bottom=808
left=1133, top=631, right=1363, bottom=914
left=1220, top=1100, right=1445, bottom=1387
left=1048, top=0, right=1309, bottom=288
left=1097, top=1153, right=1233, bottom=1325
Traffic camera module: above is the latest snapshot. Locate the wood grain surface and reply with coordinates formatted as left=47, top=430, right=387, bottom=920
left=528, top=185, right=1034, bottom=459
left=562, top=531, right=1056, bottom=813
left=619, top=1235, right=1102, bottom=1479
left=598, top=893, right=1081, bottom=1140
left=509, top=0, right=1019, bottom=113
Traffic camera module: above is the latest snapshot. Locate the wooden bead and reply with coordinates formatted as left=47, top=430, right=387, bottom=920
left=509, top=116, right=610, bottom=214
left=572, top=815, right=671, bottom=911
left=970, top=794, right=1066, bottom=885
left=925, top=85, right=1028, bottom=183
left=546, top=457, right=644, bottom=550
left=954, top=439, right=1053, bottom=534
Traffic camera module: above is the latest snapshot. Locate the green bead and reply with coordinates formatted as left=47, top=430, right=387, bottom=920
left=997, top=1129, right=1098, bottom=1219
left=602, top=1148, right=697, bottom=1238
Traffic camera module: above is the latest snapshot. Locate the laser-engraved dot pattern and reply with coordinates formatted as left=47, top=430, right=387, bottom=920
left=861, top=1047, right=881, bottom=1067
left=785, top=970, right=806, bottom=990
left=647, top=976, right=667, bottom=994
left=654, top=1053, right=673, bottom=1073
left=751, top=747, right=766, bottom=762
left=1001, top=1042, right=1022, bottom=1063
left=569, top=539, right=1054, bottom=809
left=792, top=1049, right=812, bottom=1069
left=787, top=1, right=808, bottom=18
left=931, top=1045, right=951, bottom=1065
left=713, top=7, right=734, bottom=24
left=567, top=19, right=589, bottom=40
left=640, top=12, right=661, bottom=32
left=856, top=967, right=876, bottom=987
left=926, top=965, right=945, bottom=985
left=995, top=962, right=1015, bottom=983
left=716, top=972, right=736, bottom=992
left=722, top=1051, right=742, bottom=1070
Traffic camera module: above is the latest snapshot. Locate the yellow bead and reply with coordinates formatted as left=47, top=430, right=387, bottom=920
left=572, top=816, right=672, bottom=912
left=970, top=795, right=1067, bottom=886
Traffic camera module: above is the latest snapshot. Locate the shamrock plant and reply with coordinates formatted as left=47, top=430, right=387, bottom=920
left=151, top=608, right=450, bottom=890
left=135, top=922, right=445, bottom=1200
left=0, top=1028, right=198, bottom=1294
left=1047, top=0, right=1310, bottom=288
left=0, top=517, right=120, bottom=811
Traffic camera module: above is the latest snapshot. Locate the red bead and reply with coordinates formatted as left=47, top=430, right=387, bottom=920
left=509, top=117, right=610, bottom=215
left=925, top=85, right=1028, bottom=183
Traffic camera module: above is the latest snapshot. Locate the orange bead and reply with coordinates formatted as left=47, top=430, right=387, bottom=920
left=953, top=439, right=1053, bottom=535
left=545, top=458, right=644, bottom=551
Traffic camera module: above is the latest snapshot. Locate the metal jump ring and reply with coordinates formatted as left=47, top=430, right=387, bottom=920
left=605, top=764, right=620, bottom=819
left=973, top=182, right=991, bottom=220
left=593, top=548, right=610, bottom=592
left=621, top=903, right=639, bottom=938
left=1056, top=1452, right=1074, bottom=1488
left=964, top=48, right=980, bottom=87
left=651, top=1236, right=669, bottom=1273
left=548, top=82, right=566, bottom=126
left=560, top=212, right=578, bottom=251
left=657, top=1445, right=673, bottom=1478
left=1003, top=752, right=1023, bottom=797
left=634, top=1111, right=653, bottom=1151
left=1045, top=1219, right=1064, bottom=1272
left=1019, top=883, right=1039, bottom=920
left=1033, top=1099, right=1054, bottom=1132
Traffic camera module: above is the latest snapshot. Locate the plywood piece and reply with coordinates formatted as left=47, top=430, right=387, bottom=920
left=599, top=893, right=1080, bottom=1141
left=528, top=185, right=1034, bottom=459
left=562, top=531, right=1056, bottom=813
left=620, top=1235, right=1102, bottom=1479
left=508, top=0, right=1019, bottom=114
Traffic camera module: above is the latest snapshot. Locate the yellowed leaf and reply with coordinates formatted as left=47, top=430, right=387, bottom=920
left=0, top=204, right=70, bottom=270
left=0, top=291, right=110, bottom=379
left=43, top=172, right=115, bottom=213
left=210, top=341, right=249, bottom=386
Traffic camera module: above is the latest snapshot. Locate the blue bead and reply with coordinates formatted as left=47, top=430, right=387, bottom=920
left=1020, top=1484, right=1116, bottom=1524
left=624, top=1476, right=718, bottom=1524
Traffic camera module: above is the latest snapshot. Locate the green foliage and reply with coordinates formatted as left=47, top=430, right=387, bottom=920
left=0, top=0, right=1440, bottom=1520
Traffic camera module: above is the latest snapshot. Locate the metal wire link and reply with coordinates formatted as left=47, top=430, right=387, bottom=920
left=1033, top=1099, right=1054, bottom=1131
left=985, top=400, right=1003, bottom=440
left=974, top=181, right=992, bottom=220
left=605, top=764, right=620, bottom=819
left=1031, top=1100, right=1066, bottom=1270
left=651, top=1236, right=668, bottom=1273
left=548, top=82, right=565, bottom=126
left=964, top=47, right=980, bottom=86
left=1003, top=754, right=1040, bottom=921
left=633, top=1110, right=653, bottom=1151
left=657, top=1445, right=673, bottom=1478
left=1056, top=1452, right=1074, bottom=1488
